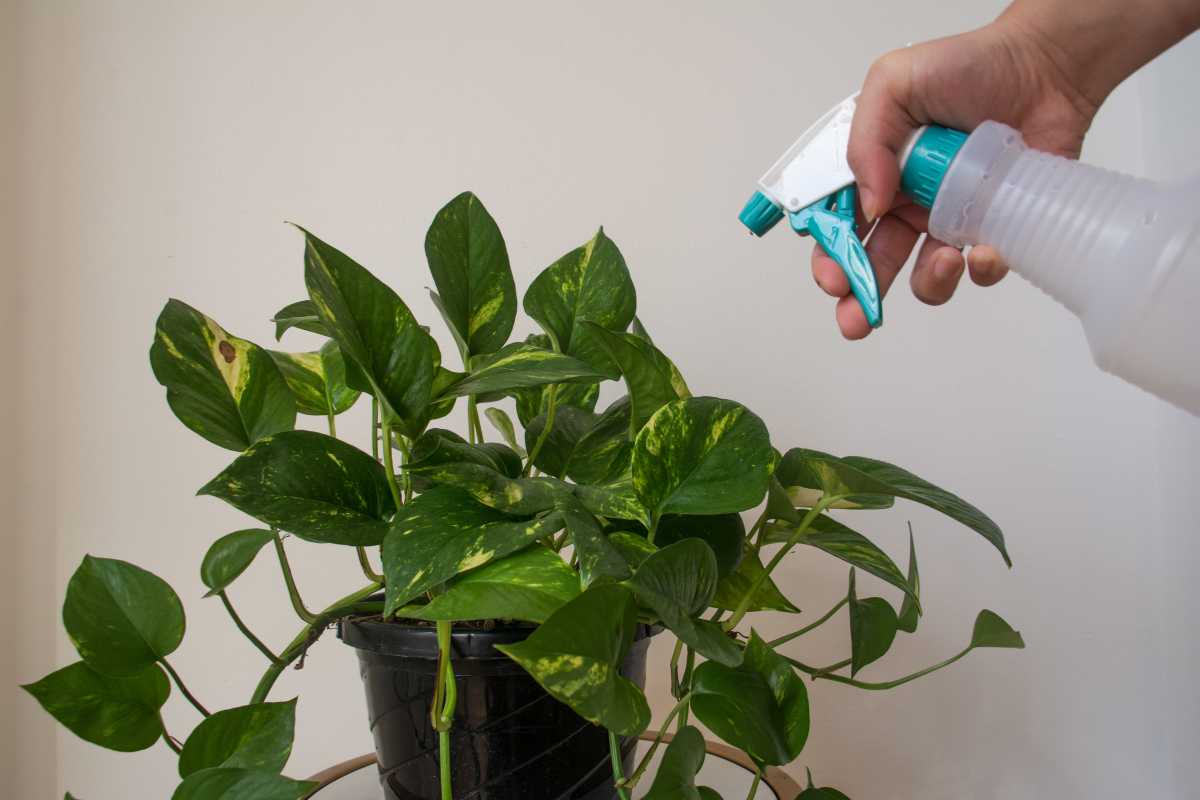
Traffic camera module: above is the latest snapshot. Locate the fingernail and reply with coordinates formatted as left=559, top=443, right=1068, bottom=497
left=860, top=187, right=877, bottom=224
left=934, top=253, right=962, bottom=282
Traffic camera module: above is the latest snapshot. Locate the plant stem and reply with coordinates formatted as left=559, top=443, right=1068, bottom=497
left=669, top=639, right=684, bottom=698
left=787, top=647, right=973, bottom=691
left=272, top=530, right=317, bottom=624
left=467, top=395, right=483, bottom=445
left=161, top=726, right=182, bottom=755
left=647, top=515, right=660, bottom=546
left=745, top=768, right=762, bottom=800
left=812, top=657, right=852, bottom=675
left=767, top=597, right=849, bottom=647
left=159, top=658, right=210, bottom=717
left=622, top=692, right=693, bottom=789
left=747, top=508, right=769, bottom=549
left=433, top=620, right=456, bottom=800
left=218, top=591, right=279, bottom=663
left=438, top=730, right=452, bottom=800
left=522, top=384, right=558, bottom=476
left=609, top=731, right=631, bottom=800
left=326, top=408, right=337, bottom=438
left=250, top=581, right=383, bottom=704
left=678, top=648, right=694, bottom=730
left=355, top=547, right=384, bottom=583
left=371, top=398, right=380, bottom=460
left=380, top=419, right=404, bottom=509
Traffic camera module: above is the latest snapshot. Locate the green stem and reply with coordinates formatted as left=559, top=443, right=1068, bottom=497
left=371, top=398, right=380, bottom=460
left=467, top=395, right=482, bottom=445
left=678, top=647, right=695, bottom=730
left=272, top=531, right=317, bottom=624
left=647, top=515, right=660, bottom=546
left=522, top=384, right=558, bottom=476
left=724, top=496, right=840, bottom=631
left=219, top=591, right=279, bottom=663
left=746, top=768, right=762, bottom=800
left=622, top=692, right=693, bottom=789
left=768, top=597, right=849, bottom=647
left=813, top=657, right=852, bottom=675
left=747, top=508, right=769, bottom=549
left=669, top=639, right=684, bottom=698
left=381, top=419, right=404, bottom=509
left=159, top=658, right=210, bottom=717
left=250, top=581, right=383, bottom=704
left=161, top=726, right=182, bottom=755
left=326, top=409, right=337, bottom=438
left=609, top=731, right=631, bottom=800
left=788, top=647, right=973, bottom=691
left=433, top=620, right=456, bottom=800
left=355, top=547, right=384, bottom=583
left=438, top=729, right=452, bottom=800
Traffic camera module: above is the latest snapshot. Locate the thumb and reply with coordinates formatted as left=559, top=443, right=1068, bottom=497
left=847, top=54, right=920, bottom=222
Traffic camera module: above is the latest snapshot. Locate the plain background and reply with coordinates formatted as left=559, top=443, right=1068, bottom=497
left=4, top=1, right=1199, bottom=797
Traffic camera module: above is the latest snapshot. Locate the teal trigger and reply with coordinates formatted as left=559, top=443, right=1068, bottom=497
left=788, top=186, right=882, bottom=328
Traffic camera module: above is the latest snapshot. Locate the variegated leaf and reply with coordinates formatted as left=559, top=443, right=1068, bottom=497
left=514, top=376, right=600, bottom=428
left=711, top=550, right=799, bottom=614
left=583, top=322, right=689, bottom=434
left=171, top=768, right=316, bottom=800
left=572, top=474, right=650, bottom=526
left=643, top=725, right=719, bottom=800
left=633, top=397, right=774, bottom=522
left=271, top=299, right=328, bottom=340
left=409, top=428, right=522, bottom=478
left=442, top=343, right=605, bottom=398
left=560, top=498, right=631, bottom=587
left=484, top=407, right=525, bottom=455
left=564, top=395, right=634, bottom=485
left=178, top=700, right=296, bottom=778
left=199, top=430, right=396, bottom=547
left=150, top=299, right=296, bottom=452
left=495, top=584, right=650, bottom=736
left=522, top=227, right=636, bottom=374
left=524, top=405, right=598, bottom=479
left=407, top=460, right=568, bottom=516
left=382, top=487, right=563, bottom=615
left=267, top=341, right=359, bottom=417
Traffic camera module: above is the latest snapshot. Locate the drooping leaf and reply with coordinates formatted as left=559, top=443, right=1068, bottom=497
left=63, top=557, right=185, bottom=676
left=523, top=228, right=636, bottom=373
left=200, top=529, right=274, bottom=597
left=642, top=726, right=717, bottom=800
left=267, top=342, right=359, bottom=417
left=654, top=513, right=745, bottom=579
left=271, top=300, right=328, bottom=340
left=564, top=396, right=634, bottom=485
left=171, top=768, right=316, bottom=800
left=424, top=192, right=516, bottom=357
left=496, top=584, right=650, bottom=736
left=583, top=323, right=689, bottom=435
left=691, top=631, right=809, bottom=766
left=22, top=662, right=168, bottom=752
left=848, top=570, right=898, bottom=676
left=408, top=460, right=568, bottom=515
left=404, top=547, right=579, bottom=623
left=382, top=487, right=563, bottom=614
left=199, top=430, right=395, bottom=547
left=969, top=610, right=1025, bottom=649
left=524, top=405, right=599, bottom=478
left=443, top=343, right=605, bottom=398
left=633, top=398, right=774, bottom=521
left=299, top=226, right=437, bottom=431
left=484, top=407, right=525, bottom=455
left=625, top=540, right=742, bottom=666
left=776, top=449, right=1009, bottom=565
left=711, top=550, right=799, bottom=614
left=561, top=498, right=632, bottom=587
left=179, top=700, right=296, bottom=778
left=897, top=530, right=921, bottom=633
left=150, top=299, right=296, bottom=451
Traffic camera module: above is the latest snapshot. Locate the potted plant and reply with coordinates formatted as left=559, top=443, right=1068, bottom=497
left=22, top=191, right=1022, bottom=800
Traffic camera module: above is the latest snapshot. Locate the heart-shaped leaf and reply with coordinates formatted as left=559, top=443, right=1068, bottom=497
left=267, top=342, right=359, bottom=417
left=522, top=227, right=636, bottom=373
left=625, top=539, right=741, bottom=667
left=711, top=551, right=799, bottom=614
left=524, top=405, right=599, bottom=478
left=776, top=449, right=1009, bottom=566
left=22, top=661, right=168, bottom=752
left=271, top=300, right=328, bottom=340
left=633, top=398, right=774, bottom=521
left=565, top=396, right=634, bottom=485
left=484, top=407, right=525, bottom=455
left=970, top=610, right=1025, bottom=649
left=642, top=726, right=719, bottom=800
left=150, top=299, right=296, bottom=451
left=171, top=768, right=316, bottom=800
left=200, top=529, right=274, bottom=597
left=691, top=631, right=809, bottom=766
left=63, top=557, right=184, bottom=676
left=424, top=191, right=516, bottom=357
left=179, top=700, right=296, bottom=778
left=496, top=584, right=650, bottom=736
left=200, top=430, right=395, bottom=546
left=573, top=475, right=650, bottom=525
left=408, top=460, right=568, bottom=515
left=560, top=498, right=632, bottom=587
left=299, top=226, right=438, bottom=431
left=404, top=547, right=579, bottom=624
left=382, top=487, right=563, bottom=614
left=798, top=770, right=852, bottom=800
left=654, top=513, right=745, bottom=579
left=583, top=323, right=689, bottom=434
left=409, top=429, right=522, bottom=478
left=848, top=570, right=898, bottom=676
left=897, top=531, right=921, bottom=633
left=443, top=343, right=605, bottom=398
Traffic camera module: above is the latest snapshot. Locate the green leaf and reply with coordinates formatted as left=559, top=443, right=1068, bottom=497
left=609, top=531, right=657, bottom=570
left=428, top=289, right=472, bottom=366
left=642, top=725, right=714, bottom=800
left=573, top=474, right=650, bottom=525
left=199, top=430, right=395, bottom=547
left=897, top=530, right=921, bottom=633
left=691, top=631, right=809, bottom=766
left=561, top=498, right=632, bottom=587
left=513, top=367, right=600, bottom=427
left=484, top=407, right=525, bottom=455
left=409, top=428, right=521, bottom=478
left=583, top=323, right=689, bottom=434
left=424, top=192, right=516, bottom=356
left=179, top=700, right=296, bottom=778
left=655, top=513, right=744, bottom=579
left=777, top=449, right=1009, bottom=565
left=299, top=225, right=438, bottom=430
left=444, top=343, right=605, bottom=398
left=633, top=398, right=774, bottom=521
left=524, top=405, right=598, bottom=479
left=496, top=584, right=650, bottom=736
left=798, top=770, right=852, bottom=800
left=200, top=529, right=274, bottom=597
left=711, top=551, right=799, bottom=614
left=408, top=460, right=568, bottom=515
left=625, top=540, right=742, bottom=667
left=171, top=768, right=316, bottom=800
left=22, top=662, right=168, bottom=752
left=629, top=315, right=653, bottom=343
left=267, top=342, right=359, bottom=417
left=405, top=547, right=580, bottom=624
left=382, top=487, right=563, bottom=614
left=523, top=228, right=636, bottom=373
left=848, top=570, right=898, bottom=676
left=150, top=299, right=296, bottom=451
left=271, top=300, right=328, bottom=340
left=63, top=556, right=184, bottom=676
left=970, top=610, right=1025, bottom=649
left=564, top=396, right=634, bottom=485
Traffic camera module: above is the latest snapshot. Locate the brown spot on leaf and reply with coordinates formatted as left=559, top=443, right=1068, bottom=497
left=218, top=341, right=236, bottom=363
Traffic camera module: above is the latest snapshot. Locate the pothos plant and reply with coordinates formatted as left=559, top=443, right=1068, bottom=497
left=22, top=191, right=1022, bottom=800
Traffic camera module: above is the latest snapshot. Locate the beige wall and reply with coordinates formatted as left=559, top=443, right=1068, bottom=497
left=8, top=2, right=1199, bottom=798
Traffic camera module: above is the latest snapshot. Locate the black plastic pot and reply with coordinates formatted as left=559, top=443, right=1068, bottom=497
left=338, top=616, right=656, bottom=800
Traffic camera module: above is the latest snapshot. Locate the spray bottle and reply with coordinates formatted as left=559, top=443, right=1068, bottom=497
left=740, top=94, right=1200, bottom=417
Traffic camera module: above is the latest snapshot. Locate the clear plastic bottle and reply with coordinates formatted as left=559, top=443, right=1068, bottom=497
left=920, top=121, right=1200, bottom=416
